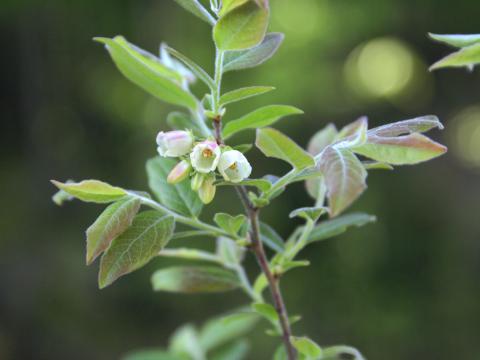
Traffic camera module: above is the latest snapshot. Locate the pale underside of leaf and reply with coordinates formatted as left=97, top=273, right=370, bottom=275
left=429, top=33, right=480, bottom=48
left=353, top=133, right=447, bottom=165
left=319, top=146, right=367, bottom=217
left=223, top=33, right=284, bottom=72
left=370, top=115, right=444, bottom=137
left=430, top=42, right=480, bottom=70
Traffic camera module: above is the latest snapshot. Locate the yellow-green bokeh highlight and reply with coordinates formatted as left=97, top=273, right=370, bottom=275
left=450, top=106, right=480, bottom=168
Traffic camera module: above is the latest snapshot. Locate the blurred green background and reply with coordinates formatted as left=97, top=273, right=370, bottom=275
left=1, top=0, right=480, bottom=359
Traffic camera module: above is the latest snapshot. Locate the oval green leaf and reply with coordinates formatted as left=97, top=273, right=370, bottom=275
left=51, top=179, right=127, bottom=203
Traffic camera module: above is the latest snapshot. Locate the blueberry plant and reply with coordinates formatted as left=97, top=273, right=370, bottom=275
left=429, top=33, right=480, bottom=70
left=52, top=1, right=448, bottom=359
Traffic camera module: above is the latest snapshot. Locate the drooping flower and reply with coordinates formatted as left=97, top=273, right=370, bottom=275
left=156, top=131, right=194, bottom=157
left=218, top=150, right=252, bottom=183
left=190, top=141, right=221, bottom=173
left=198, top=174, right=216, bottom=204
left=167, top=160, right=192, bottom=184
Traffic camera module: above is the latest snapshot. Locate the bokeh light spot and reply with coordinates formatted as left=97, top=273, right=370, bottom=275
left=450, top=106, right=480, bottom=168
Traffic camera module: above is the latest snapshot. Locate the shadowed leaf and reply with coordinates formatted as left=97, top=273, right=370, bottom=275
left=152, top=266, right=240, bottom=293
left=86, top=198, right=141, bottom=265
left=308, top=213, right=376, bottom=244
left=99, top=212, right=175, bottom=288
left=220, top=86, right=275, bottom=106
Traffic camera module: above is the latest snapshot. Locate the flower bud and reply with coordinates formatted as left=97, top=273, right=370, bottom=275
left=156, top=131, right=194, bottom=157
left=167, top=160, right=192, bottom=184
left=218, top=150, right=252, bottom=183
left=198, top=175, right=216, bottom=204
left=191, top=173, right=205, bottom=191
left=190, top=140, right=221, bottom=173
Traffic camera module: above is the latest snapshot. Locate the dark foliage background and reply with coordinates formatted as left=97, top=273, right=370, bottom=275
left=1, top=0, right=479, bottom=359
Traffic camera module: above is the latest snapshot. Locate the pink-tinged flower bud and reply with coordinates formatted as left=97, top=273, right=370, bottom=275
left=191, top=173, right=205, bottom=191
left=156, top=131, right=194, bottom=157
left=167, top=160, right=192, bottom=184
left=218, top=150, right=252, bottom=183
left=190, top=141, right=221, bottom=173
left=198, top=175, right=216, bottom=204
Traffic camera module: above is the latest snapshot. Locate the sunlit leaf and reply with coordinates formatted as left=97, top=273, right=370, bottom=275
left=318, top=147, right=367, bottom=217
left=199, top=312, right=258, bottom=351
left=429, top=33, right=480, bottom=48
left=219, top=0, right=250, bottom=16
left=223, top=33, right=284, bottom=72
left=256, top=128, right=314, bottom=170
left=147, top=157, right=203, bottom=217
left=214, top=213, right=247, bottom=235
left=291, top=337, right=323, bottom=359
left=165, top=46, right=215, bottom=89
left=370, top=115, right=444, bottom=137
left=220, top=86, right=275, bottom=106
left=159, top=248, right=220, bottom=263
left=51, top=180, right=127, bottom=204
left=321, top=345, right=366, bottom=360
left=223, top=105, right=303, bottom=138
left=98, top=212, right=175, bottom=288
left=308, top=213, right=376, bottom=244
left=210, top=340, right=249, bottom=360
left=173, top=0, right=216, bottom=25
left=214, top=1, right=269, bottom=51
left=169, top=324, right=204, bottom=360
left=362, top=161, right=394, bottom=170
left=353, top=133, right=447, bottom=165
left=217, top=178, right=272, bottom=192
left=252, top=302, right=278, bottom=324
left=430, top=42, right=480, bottom=70
left=289, top=206, right=327, bottom=222
left=152, top=266, right=240, bottom=293
left=336, top=117, right=368, bottom=149
left=94, top=36, right=197, bottom=109
left=216, top=236, right=245, bottom=265
left=86, top=198, right=141, bottom=265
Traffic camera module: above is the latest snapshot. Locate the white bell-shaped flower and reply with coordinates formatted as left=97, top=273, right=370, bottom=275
left=156, top=131, right=194, bottom=157
left=218, top=150, right=252, bottom=183
left=167, top=160, right=192, bottom=184
left=190, top=141, right=221, bottom=173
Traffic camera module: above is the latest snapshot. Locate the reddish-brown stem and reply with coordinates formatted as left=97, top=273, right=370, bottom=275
left=236, top=187, right=297, bottom=360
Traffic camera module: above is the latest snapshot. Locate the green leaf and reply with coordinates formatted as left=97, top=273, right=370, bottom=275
left=321, top=346, right=365, bottom=360
left=152, top=266, right=240, bottom=293
left=336, top=117, right=368, bottom=149
left=94, top=36, right=197, bottom=109
left=86, top=198, right=141, bottom=265
left=219, top=0, right=250, bottom=16
left=252, top=302, right=278, bottom=324
left=256, top=128, right=315, bottom=170
left=216, top=237, right=245, bottom=265
left=233, top=144, right=253, bottom=154
left=291, top=337, right=323, bottom=359
left=308, top=213, right=376, bottom=244
left=307, top=124, right=338, bottom=156
left=260, top=222, right=284, bottom=252
left=199, top=312, right=258, bottom=351
left=217, top=178, right=272, bottom=192
left=51, top=179, right=127, bottom=204
left=289, top=206, right=327, bottom=222
left=210, top=340, right=250, bottom=360
left=429, top=33, right=480, bottom=48
left=173, top=0, right=216, bottom=25
left=214, top=1, right=269, bottom=51
left=353, top=133, right=447, bottom=165
left=318, top=146, right=367, bottom=217
left=273, top=345, right=288, bottom=360
left=169, top=324, right=204, bottom=360
left=214, top=213, right=247, bottom=235
left=220, top=86, right=275, bottom=106
left=160, top=248, right=220, bottom=263
left=166, top=112, right=204, bottom=137
left=430, top=42, right=480, bottom=70
left=370, top=115, right=444, bottom=137
left=223, top=33, right=284, bottom=72
left=223, top=105, right=303, bottom=139
left=123, top=349, right=181, bottom=360
left=165, top=46, right=215, bottom=90
left=147, top=157, right=203, bottom=217
left=362, top=161, right=394, bottom=171
left=98, top=212, right=175, bottom=288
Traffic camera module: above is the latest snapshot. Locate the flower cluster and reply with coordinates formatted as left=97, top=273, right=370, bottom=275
left=156, top=130, right=252, bottom=204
